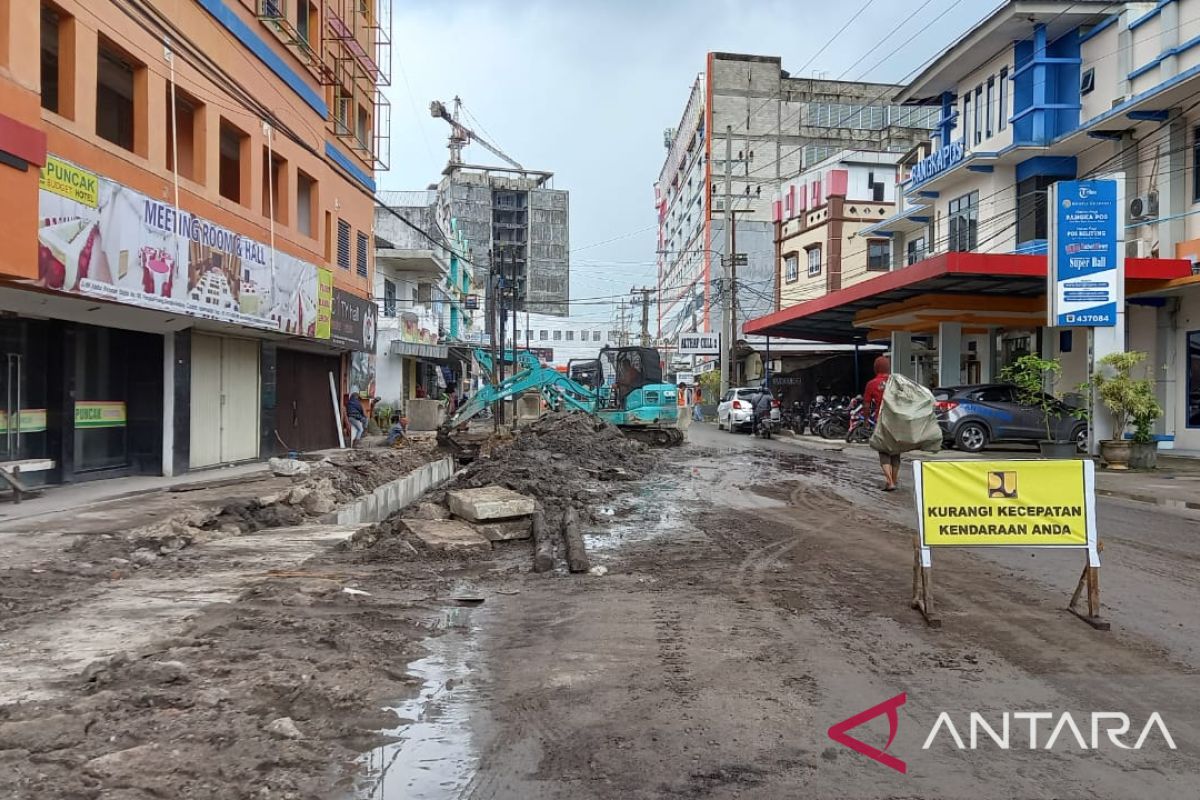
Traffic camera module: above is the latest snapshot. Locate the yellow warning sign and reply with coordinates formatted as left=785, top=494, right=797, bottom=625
left=917, top=460, right=1090, bottom=547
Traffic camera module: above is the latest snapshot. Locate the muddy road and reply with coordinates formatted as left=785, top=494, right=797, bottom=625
left=369, top=425, right=1199, bottom=799
left=3, top=422, right=1198, bottom=800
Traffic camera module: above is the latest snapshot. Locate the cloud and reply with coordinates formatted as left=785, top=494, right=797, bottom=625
left=382, top=0, right=988, bottom=322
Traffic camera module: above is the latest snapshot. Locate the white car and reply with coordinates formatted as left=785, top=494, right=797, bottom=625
left=717, top=387, right=780, bottom=432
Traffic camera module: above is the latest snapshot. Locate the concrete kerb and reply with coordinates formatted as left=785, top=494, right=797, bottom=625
left=332, top=457, right=456, bottom=525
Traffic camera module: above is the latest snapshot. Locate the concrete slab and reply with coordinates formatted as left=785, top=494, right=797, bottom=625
left=469, top=517, right=532, bottom=542
left=401, top=519, right=492, bottom=551
left=446, top=487, right=537, bottom=522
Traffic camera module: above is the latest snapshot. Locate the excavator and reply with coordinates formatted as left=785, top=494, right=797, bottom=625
left=437, top=346, right=684, bottom=458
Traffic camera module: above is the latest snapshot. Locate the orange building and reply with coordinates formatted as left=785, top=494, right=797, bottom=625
left=0, top=0, right=388, bottom=483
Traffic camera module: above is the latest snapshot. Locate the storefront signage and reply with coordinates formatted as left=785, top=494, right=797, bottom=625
left=37, top=155, right=324, bottom=338
left=316, top=269, right=333, bottom=340
left=909, top=140, right=966, bottom=186
left=74, top=401, right=126, bottom=429
left=40, top=156, right=98, bottom=208
left=675, top=371, right=695, bottom=385
left=0, top=408, right=47, bottom=433
left=330, top=288, right=378, bottom=351
left=1048, top=179, right=1121, bottom=327
left=678, top=332, right=720, bottom=355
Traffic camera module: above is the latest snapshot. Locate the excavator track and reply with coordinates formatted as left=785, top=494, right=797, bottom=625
left=621, top=427, right=685, bottom=447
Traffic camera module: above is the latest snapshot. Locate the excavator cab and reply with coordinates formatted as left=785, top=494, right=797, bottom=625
left=593, top=347, right=681, bottom=444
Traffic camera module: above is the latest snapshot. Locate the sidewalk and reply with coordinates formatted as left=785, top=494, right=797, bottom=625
left=0, top=461, right=272, bottom=526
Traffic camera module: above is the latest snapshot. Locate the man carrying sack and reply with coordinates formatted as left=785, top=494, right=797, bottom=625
left=864, top=356, right=942, bottom=492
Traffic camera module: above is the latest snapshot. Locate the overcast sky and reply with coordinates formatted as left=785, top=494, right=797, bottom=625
left=380, top=0, right=991, bottom=323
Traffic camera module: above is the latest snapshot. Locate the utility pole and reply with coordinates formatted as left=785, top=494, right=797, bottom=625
left=616, top=300, right=629, bottom=347
left=632, top=287, right=653, bottom=347
left=720, top=125, right=734, bottom=396
left=489, top=246, right=500, bottom=432
left=511, top=246, right=519, bottom=431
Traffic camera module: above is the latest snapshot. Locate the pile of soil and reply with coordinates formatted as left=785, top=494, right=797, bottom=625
left=446, top=412, right=661, bottom=519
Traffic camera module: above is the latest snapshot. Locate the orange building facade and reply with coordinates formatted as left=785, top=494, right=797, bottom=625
left=0, top=0, right=387, bottom=482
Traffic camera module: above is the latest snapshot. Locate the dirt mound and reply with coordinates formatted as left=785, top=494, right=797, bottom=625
left=447, top=412, right=660, bottom=520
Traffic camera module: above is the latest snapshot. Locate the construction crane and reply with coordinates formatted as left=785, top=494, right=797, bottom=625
left=430, top=97, right=523, bottom=171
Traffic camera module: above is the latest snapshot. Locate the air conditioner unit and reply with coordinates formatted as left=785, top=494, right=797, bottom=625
left=1126, top=238, right=1152, bottom=258
left=1128, top=191, right=1159, bottom=220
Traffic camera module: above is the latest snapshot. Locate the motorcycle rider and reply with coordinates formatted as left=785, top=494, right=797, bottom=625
left=751, top=385, right=774, bottom=436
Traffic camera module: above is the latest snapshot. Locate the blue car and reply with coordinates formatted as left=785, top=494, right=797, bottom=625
left=933, top=383, right=1087, bottom=453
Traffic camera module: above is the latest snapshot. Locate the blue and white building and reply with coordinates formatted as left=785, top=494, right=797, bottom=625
left=749, top=0, right=1200, bottom=452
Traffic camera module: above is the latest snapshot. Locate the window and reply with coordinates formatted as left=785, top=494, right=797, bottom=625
left=383, top=279, right=396, bottom=317
left=356, top=231, right=369, bottom=277
left=1016, top=176, right=1057, bottom=244
left=985, top=77, right=995, bottom=138
left=962, top=92, right=971, bottom=145
left=1188, top=331, right=1200, bottom=427
left=553, top=330, right=562, bottom=341
left=356, top=104, right=370, bottom=150
left=165, top=85, right=201, bottom=182
left=997, top=68, right=1009, bottom=134
left=784, top=252, right=799, bottom=283
left=867, top=171, right=885, bottom=202
left=806, top=245, right=822, bottom=276
left=973, top=386, right=1015, bottom=403
left=417, top=282, right=432, bottom=303
left=948, top=190, right=978, bottom=252
left=974, top=85, right=983, bottom=145
left=261, top=147, right=287, bottom=224
left=297, top=171, right=316, bottom=237
left=1194, top=127, right=1200, bottom=203
left=593, top=331, right=601, bottom=342
left=336, top=219, right=351, bottom=269
left=581, top=330, right=589, bottom=340
left=97, top=37, right=139, bottom=152
left=296, top=0, right=316, bottom=44
left=867, top=239, right=890, bottom=271
left=40, top=3, right=64, bottom=115
left=1080, top=68, right=1095, bottom=96
left=218, top=120, right=247, bottom=204
left=323, top=211, right=333, bottom=262
left=566, top=331, right=575, bottom=341
left=906, top=236, right=926, bottom=265
left=608, top=331, right=618, bottom=341
left=539, top=330, right=548, bottom=341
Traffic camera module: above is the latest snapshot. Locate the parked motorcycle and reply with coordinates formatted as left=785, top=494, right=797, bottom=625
left=815, top=395, right=851, bottom=440
left=845, top=396, right=875, bottom=444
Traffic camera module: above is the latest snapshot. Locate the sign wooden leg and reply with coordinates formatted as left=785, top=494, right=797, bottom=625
left=1067, top=551, right=1110, bottom=631
left=911, top=535, right=921, bottom=610
left=911, top=535, right=941, bottom=627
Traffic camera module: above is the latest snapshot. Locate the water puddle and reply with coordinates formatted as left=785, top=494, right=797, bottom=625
left=356, top=607, right=487, bottom=800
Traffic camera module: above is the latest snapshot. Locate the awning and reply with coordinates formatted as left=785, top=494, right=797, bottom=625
left=744, top=252, right=1191, bottom=343
left=389, top=340, right=448, bottom=359
left=857, top=202, right=930, bottom=237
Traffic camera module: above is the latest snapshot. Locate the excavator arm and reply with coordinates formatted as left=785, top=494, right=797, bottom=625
left=440, top=363, right=597, bottom=436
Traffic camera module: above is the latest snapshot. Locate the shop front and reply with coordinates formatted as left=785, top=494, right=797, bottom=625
left=745, top=251, right=1191, bottom=402
left=0, top=315, right=162, bottom=484
left=0, top=153, right=343, bottom=482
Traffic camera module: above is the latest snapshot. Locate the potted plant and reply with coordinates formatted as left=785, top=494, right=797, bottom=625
left=1130, top=400, right=1163, bottom=469
left=1093, top=351, right=1158, bottom=470
left=1000, top=354, right=1078, bottom=458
